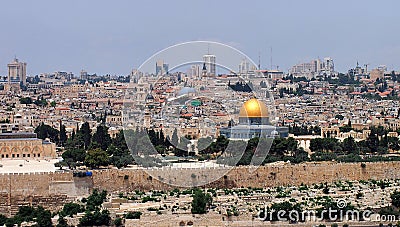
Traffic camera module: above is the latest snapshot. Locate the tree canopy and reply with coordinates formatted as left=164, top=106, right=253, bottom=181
left=191, top=189, right=212, bottom=214
left=35, top=123, right=59, bottom=144
left=84, top=148, right=109, bottom=169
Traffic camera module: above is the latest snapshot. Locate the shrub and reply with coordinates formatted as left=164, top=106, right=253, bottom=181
left=125, top=211, right=142, bottom=219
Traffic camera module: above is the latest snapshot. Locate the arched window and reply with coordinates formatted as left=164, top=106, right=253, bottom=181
left=22, top=146, right=31, bottom=153
left=1, top=147, right=9, bottom=154
left=11, top=147, right=19, bottom=153
left=33, top=146, right=41, bottom=153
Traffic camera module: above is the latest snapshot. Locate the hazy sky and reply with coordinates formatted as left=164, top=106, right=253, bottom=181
left=0, top=0, right=399, bottom=76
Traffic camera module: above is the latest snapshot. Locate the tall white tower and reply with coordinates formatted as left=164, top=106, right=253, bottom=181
left=7, top=58, right=27, bottom=86
left=202, top=54, right=216, bottom=76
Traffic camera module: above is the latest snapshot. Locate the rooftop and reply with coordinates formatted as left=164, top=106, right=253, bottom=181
left=0, top=133, right=37, bottom=140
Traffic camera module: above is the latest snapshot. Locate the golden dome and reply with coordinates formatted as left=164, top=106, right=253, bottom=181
left=239, top=98, right=269, bottom=118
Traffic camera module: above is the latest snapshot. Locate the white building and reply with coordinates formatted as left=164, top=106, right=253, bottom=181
left=7, top=58, right=27, bottom=85
left=189, top=65, right=201, bottom=78
left=203, top=54, right=216, bottom=76
left=156, top=60, right=169, bottom=76
left=239, top=59, right=250, bottom=75
left=289, top=57, right=335, bottom=79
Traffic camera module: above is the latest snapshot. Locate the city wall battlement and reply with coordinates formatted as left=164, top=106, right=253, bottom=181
left=0, top=161, right=399, bottom=215
left=91, top=161, right=400, bottom=192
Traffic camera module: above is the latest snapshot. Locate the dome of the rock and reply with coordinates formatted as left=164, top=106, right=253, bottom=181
left=239, top=98, right=269, bottom=118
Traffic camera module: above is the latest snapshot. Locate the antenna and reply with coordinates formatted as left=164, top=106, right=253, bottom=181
left=258, top=52, right=261, bottom=69
left=270, top=47, right=273, bottom=70
left=207, top=43, right=210, bottom=55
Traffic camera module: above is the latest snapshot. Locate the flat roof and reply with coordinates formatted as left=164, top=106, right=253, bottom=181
left=0, top=133, right=37, bottom=140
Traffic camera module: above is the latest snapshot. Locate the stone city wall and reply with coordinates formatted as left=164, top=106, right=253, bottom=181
left=0, top=161, right=399, bottom=215
left=0, top=172, right=90, bottom=216
left=91, top=161, right=400, bottom=192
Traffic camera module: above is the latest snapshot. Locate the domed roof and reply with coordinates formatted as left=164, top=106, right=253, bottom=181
left=178, top=87, right=196, bottom=96
left=239, top=98, right=269, bottom=118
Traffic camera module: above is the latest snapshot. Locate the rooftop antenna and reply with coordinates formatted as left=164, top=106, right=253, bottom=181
left=270, top=47, right=273, bottom=70
left=207, top=43, right=210, bottom=55
left=258, top=52, right=261, bottom=69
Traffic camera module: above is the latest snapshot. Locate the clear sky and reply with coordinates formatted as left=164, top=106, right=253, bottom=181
left=0, top=0, right=399, bottom=76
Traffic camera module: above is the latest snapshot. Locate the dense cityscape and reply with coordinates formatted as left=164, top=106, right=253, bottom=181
left=0, top=50, right=400, bottom=226
left=2, top=1, right=400, bottom=227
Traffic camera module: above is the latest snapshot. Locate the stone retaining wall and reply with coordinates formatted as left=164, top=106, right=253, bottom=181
left=0, top=161, right=399, bottom=216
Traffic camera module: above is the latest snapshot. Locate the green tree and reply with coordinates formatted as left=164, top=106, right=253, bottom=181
left=159, top=129, right=166, bottom=146
left=265, top=201, right=303, bottom=221
left=201, top=135, right=229, bottom=155
left=79, top=210, right=110, bottom=226
left=147, top=129, right=158, bottom=146
left=61, top=202, right=84, bottom=217
left=171, top=128, right=179, bottom=147
left=34, top=206, right=52, bottom=227
left=334, top=114, right=344, bottom=120
left=125, top=211, right=142, bottom=219
left=342, top=136, right=359, bottom=154
left=8, top=206, right=52, bottom=227
left=35, top=123, right=60, bottom=143
left=114, top=217, right=123, bottom=227
left=236, top=138, right=260, bottom=165
left=191, top=189, right=212, bottom=214
left=108, top=144, right=133, bottom=168
left=84, top=148, right=109, bottom=169
left=310, top=138, right=341, bottom=153
left=391, top=190, right=400, bottom=208
left=79, top=122, right=92, bottom=149
left=65, top=130, right=85, bottom=150
left=19, top=97, right=33, bottom=104
left=111, top=130, right=129, bottom=152
left=56, top=215, right=69, bottom=227
left=0, top=214, right=7, bottom=226
left=86, top=189, right=107, bottom=211
left=62, top=148, right=86, bottom=169
left=92, top=125, right=112, bottom=151
left=366, top=130, right=380, bottom=153
left=217, top=140, right=247, bottom=166
left=34, top=98, right=48, bottom=107
left=59, top=124, right=67, bottom=146
left=290, top=147, right=309, bottom=163
left=388, top=136, right=400, bottom=151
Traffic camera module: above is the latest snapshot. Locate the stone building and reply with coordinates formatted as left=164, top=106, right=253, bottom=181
left=7, top=58, right=27, bottom=86
left=0, top=133, right=56, bottom=159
